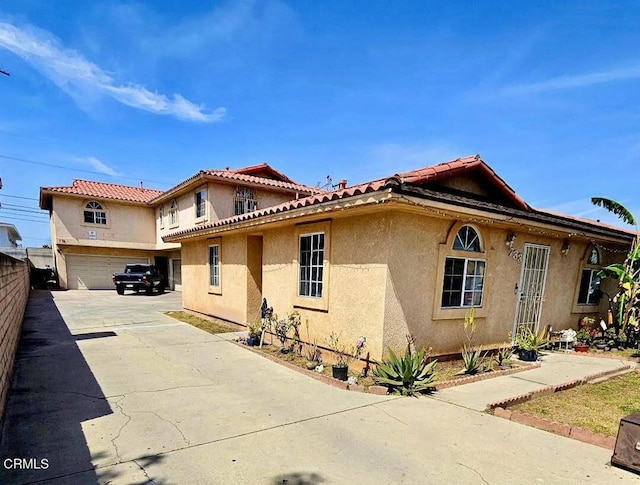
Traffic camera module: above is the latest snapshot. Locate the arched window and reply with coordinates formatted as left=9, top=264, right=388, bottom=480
left=453, top=226, right=482, bottom=252
left=83, top=201, right=107, bottom=225
left=442, top=225, right=485, bottom=308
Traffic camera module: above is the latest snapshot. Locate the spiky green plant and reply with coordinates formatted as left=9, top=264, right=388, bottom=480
left=461, top=346, right=482, bottom=374
left=372, top=347, right=437, bottom=396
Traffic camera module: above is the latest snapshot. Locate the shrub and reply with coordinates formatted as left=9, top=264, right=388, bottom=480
left=372, top=347, right=437, bottom=396
left=461, top=346, right=483, bottom=374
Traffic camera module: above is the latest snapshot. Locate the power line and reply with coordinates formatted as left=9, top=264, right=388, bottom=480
left=0, top=153, right=173, bottom=187
left=0, top=193, right=38, bottom=201
left=1, top=207, right=48, bottom=216
left=0, top=202, right=42, bottom=211
left=0, top=215, right=49, bottom=224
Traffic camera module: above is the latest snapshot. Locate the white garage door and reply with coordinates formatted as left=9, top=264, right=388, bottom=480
left=66, top=255, right=149, bottom=290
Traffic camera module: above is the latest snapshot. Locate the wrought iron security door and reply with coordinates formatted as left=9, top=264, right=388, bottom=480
left=512, top=244, right=550, bottom=336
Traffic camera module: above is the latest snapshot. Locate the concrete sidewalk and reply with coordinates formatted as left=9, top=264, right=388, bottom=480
left=1, top=290, right=639, bottom=484
left=435, top=352, right=636, bottom=411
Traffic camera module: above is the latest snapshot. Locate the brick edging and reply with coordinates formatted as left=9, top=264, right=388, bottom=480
left=434, top=362, right=541, bottom=390
left=486, top=364, right=634, bottom=410
left=493, top=407, right=616, bottom=450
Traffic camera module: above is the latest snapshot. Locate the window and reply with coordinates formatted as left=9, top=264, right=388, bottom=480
left=441, top=226, right=486, bottom=308
left=83, top=201, right=107, bottom=225
left=195, top=189, right=207, bottom=219
left=577, top=269, right=600, bottom=305
left=234, top=186, right=258, bottom=215
left=209, top=244, right=220, bottom=287
left=159, top=206, right=164, bottom=229
left=169, top=199, right=178, bottom=227
left=299, top=233, right=324, bottom=298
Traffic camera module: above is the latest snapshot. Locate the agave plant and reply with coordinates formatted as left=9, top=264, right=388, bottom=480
left=461, top=346, right=482, bottom=374
left=372, top=347, right=437, bottom=396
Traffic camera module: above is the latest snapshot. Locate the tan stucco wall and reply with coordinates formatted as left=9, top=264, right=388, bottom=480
left=181, top=234, right=252, bottom=324
left=52, top=196, right=156, bottom=246
left=178, top=206, right=627, bottom=360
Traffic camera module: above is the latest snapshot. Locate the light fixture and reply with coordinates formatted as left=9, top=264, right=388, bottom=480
left=561, top=239, right=571, bottom=256
left=506, top=232, right=516, bottom=246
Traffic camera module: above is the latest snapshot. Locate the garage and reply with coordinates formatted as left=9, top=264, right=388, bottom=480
left=66, top=255, right=149, bottom=289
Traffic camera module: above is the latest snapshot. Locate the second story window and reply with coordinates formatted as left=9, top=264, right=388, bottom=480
left=169, top=199, right=179, bottom=227
left=84, top=201, right=107, bottom=225
left=234, top=186, right=258, bottom=215
left=159, top=206, right=165, bottom=229
left=195, top=189, right=207, bottom=219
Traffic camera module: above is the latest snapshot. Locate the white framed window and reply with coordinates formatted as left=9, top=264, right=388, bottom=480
left=169, top=199, right=179, bottom=227
left=299, top=232, right=324, bottom=298
left=209, top=244, right=220, bottom=287
left=159, top=205, right=165, bottom=229
left=441, top=225, right=486, bottom=308
left=195, top=189, right=207, bottom=219
left=83, top=201, right=107, bottom=225
left=234, top=186, right=258, bottom=215
left=577, top=269, right=600, bottom=305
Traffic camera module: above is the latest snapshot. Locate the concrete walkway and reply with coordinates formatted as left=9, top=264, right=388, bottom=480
left=1, top=290, right=639, bottom=484
left=435, top=352, right=636, bottom=411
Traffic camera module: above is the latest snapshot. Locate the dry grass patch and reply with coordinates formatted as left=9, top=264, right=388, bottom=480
left=165, top=311, right=238, bottom=334
left=510, top=371, right=640, bottom=436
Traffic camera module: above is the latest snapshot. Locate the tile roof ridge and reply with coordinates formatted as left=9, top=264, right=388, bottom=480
left=68, top=179, right=163, bottom=192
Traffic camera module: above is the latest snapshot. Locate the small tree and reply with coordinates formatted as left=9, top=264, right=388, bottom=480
left=591, top=197, right=640, bottom=340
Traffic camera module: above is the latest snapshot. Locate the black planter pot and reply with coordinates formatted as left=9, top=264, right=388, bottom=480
left=332, top=365, right=349, bottom=381
left=519, top=349, right=538, bottom=362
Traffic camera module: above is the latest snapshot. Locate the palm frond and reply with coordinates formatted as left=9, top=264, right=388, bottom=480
left=591, top=197, right=636, bottom=226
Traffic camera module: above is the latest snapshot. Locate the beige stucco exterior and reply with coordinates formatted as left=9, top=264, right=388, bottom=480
left=175, top=195, right=628, bottom=360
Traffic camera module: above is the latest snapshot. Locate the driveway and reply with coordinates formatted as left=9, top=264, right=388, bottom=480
left=1, top=290, right=638, bottom=484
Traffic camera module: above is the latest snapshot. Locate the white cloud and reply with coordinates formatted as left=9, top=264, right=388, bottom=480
left=0, top=21, right=224, bottom=122
left=77, top=156, right=120, bottom=176
left=502, top=64, right=640, bottom=96
left=369, top=143, right=463, bottom=174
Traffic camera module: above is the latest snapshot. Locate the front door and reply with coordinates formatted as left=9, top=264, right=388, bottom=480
left=171, top=259, right=182, bottom=291
left=513, top=244, right=550, bottom=336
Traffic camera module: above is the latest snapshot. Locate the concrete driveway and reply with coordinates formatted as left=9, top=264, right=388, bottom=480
left=1, top=290, right=639, bottom=484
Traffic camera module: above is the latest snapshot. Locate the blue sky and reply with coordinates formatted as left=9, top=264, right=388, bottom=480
left=1, top=0, right=639, bottom=246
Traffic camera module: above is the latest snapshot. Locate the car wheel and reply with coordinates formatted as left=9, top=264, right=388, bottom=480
left=116, top=286, right=124, bottom=295
left=146, top=287, right=153, bottom=295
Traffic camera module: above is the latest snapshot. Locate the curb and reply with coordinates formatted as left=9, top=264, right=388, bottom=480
left=493, top=407, right=617, bottom=450
left=486, top=363, right=634, bottom=409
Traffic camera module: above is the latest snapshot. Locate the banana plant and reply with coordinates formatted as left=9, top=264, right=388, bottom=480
left=591, top=197, right=640, bottom=337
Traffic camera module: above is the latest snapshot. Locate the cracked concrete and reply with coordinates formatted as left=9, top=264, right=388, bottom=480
left=1, top=290, right=639, bottom=484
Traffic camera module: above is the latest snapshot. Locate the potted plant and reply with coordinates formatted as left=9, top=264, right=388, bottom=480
left=326, top=332, right=366, bottom=381
left=515, top=326, right=547, bottom=361
left=574, top=328, right=592, bottom=352
left=246, top=321, right=262, bottom=346
left=303, top=341, right=322, bottom=369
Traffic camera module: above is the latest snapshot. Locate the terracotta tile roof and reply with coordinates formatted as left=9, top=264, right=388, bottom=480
left=41, top=180, right=163, bottom=204
left=534, top=208, right=636, bottom=236
left=229, top=163, right=295, bottom=183
left=164, top=156, right=631, bottom=242
left=201, top=169, right=323, bottom=194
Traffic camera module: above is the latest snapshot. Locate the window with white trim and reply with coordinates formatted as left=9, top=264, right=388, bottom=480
left=169, top=199, right=179, bottom=226
left=441, top=226, right=486, bottom=308
left=159, top=205, right=165, bottom=229
left=209, top=244, right=220, bottom=287
left=299, top=232, right=324, bottom=298
left=577, top=248, right=601, bottom=305
left=195, top=189, right=207, bottom=219
left=83, top=201, right=107, bottom=225
left=234, top=186, right=258, bottom=215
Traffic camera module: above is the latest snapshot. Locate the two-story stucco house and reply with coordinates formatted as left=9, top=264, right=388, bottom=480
left=161, top=156, right=633, bottom=359
left=0, top=223, right=22, bottom=248
left=39, top=164, right=321, bottom=291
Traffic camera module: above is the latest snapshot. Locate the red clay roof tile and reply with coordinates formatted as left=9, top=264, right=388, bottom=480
left=41, top=180, right=163, bottom=204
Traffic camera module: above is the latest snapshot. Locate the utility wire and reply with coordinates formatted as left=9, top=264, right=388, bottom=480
left=0, top=215, right=49, bottom=224
left=1, top=202, right=42, bottom=210
left=0, top=153, right=172, bottom=187
left=1, top=207, right=48, bottom=216
left=0, top=193, right=39, bottom=201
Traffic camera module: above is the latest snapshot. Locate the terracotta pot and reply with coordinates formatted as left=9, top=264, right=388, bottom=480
left=574, top=343, right=589, bottom=352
